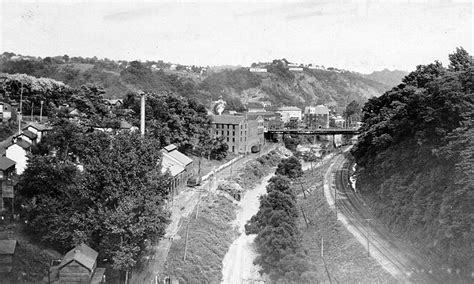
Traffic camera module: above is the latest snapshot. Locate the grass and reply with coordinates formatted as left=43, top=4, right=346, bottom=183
left=162, top=195, right=238, bottom=283
left=0, top=222, right=62, bottom=283
left=294, top=163, right=396, bottom=283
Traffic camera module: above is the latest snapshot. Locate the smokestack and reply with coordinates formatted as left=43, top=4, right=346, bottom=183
left=140, top=92, right=146, bottom=136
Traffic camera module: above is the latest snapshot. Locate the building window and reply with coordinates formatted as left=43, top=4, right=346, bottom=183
left=233, top=138, right=235, bottom=142
left=232, top=146, right=235, bottom=152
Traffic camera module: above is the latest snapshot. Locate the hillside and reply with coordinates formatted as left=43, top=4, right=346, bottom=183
left=361, top=69, right=408, bottom=88
left=0, top=53, right=389, bottom=111
left=352, top=48, right=472, bottom=280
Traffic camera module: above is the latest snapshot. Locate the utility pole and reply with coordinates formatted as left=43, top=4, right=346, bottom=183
left=31, top=101, right=34, bottom=121
left=366, top=219, right=371, bottom=257
left=334, top=185, right=337, bottom=218
left=40, top=101, right=44, bottom=122
left=18, top=83, right=23, bottom=135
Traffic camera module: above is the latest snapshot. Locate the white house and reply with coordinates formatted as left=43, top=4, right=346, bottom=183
left=5, top=139, right=31, bottom=175
left=277, top=106, right=302, bottom=123
left=25, top=122, right=52, bottom=143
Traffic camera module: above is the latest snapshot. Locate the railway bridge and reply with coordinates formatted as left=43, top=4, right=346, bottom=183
left=265, top=128, right=360, bottom=146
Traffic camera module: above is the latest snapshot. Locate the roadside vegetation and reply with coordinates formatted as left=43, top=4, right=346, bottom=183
left=162, top=195, right=238, bottom=282
left=245, top=157, right=318, bottom=282
left=352, top=47, right=473, bottom=279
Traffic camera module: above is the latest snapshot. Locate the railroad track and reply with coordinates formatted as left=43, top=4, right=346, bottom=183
left=328, top=153, right=443, bottom=283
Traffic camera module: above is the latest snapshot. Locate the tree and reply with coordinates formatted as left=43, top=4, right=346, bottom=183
left=448, top=47, right=472, bottom=72
left=343, top=100, right=361, bottom=126
left=283, top=136, right=299, bottom=152
left=275, top=156, right=303, bottom=180
left=19, top=132, right=171, bottom=271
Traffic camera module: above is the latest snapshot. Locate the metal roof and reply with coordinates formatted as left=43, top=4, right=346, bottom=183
left=21, top=130, right=37, bottom=140
left=59, top=243, right=98, bottom=273
left=26, top=122, right=52, bottom=132
left=211, top=115, right=245, bottom=125
left=278, top=106, right=301, bottom=111
left=167, top=150, right=193, bottom=166
left=161, top=152, right=185, bottom=177
left=0, top=156, right=16, bottom=171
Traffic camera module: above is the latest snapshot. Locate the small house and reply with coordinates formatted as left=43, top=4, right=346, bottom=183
left=0, top=157, right=16, bottom=181
left=52, top=243, right=105, bottom=284
left=5, top=139, right=31, bottom=175
left=25, top=122, right=53, bottom=143
left=0, top=240, right=17, bottom=273
left=0, top=102, right=12, bottom=123
left=14, top=130, right=37, bottom=145
left=161, top=144, right=194, bottom=195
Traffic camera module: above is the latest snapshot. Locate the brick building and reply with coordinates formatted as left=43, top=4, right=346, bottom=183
left=210, top=114, right=264, bottom=154
left=304, top=105, right=329, bottom=129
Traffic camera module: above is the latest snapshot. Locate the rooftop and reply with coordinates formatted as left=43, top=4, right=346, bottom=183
left=278, top=106, right=301, bottom=111
left=14, top=139, right=32, bottom=150
left=0, top=156, right=16, bottom=171
left=59, top=243, right=98, bottom=272
left=26, top=122, right=53, bottom=132
left=161, top=152, right=185, bottom=176
left=211, top=115, right=245, bottom=125
left=21, top=130, right=38, bottom=140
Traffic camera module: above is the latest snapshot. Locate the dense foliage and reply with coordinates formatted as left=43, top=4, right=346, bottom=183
left=246, top=160, right=317, bottom=281
left=19, top=132, right=170, bottom=271
left=122, top=91, right=226, bottom=158
left=275, top=156, right=303, bottom=180
left=352, top=47, right=473, bottom=277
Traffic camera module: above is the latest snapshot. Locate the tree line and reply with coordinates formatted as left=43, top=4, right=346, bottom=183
left=245, top=157, right=318, bottom=282
left=352, top=47, right=472, bottom=278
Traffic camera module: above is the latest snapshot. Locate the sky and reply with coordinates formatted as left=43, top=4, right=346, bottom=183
left=0, top=0, right=472, bottom=73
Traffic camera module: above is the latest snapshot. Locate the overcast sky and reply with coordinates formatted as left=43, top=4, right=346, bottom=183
left=1, top=0, right=472, bottom=73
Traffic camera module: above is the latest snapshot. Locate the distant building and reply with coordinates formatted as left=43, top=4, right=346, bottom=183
left=210, top=114, right=264, bottom=154
left=49, top=243, right=105, bottom=284
left=334, top=115, right=345, bottom=128
left=24, top=122, right=52, bottom=143
left=6, top=139, right=31, bottom=175
left=276, top=106, right=302, bottom=123
left=304, top=105, right=329, bottom=129
left=0, top=102, right=12, bottom=123
left=0, top=157, right=16, bottom=181
left=161, top=144, right=194, bottom=194
left=249, top=68, right=267, bottom=73
left=289, top=67, right=304, bottom=72
left=246, top=102, right=265, bottom=113
left=104, top=99, right=123, bottom=109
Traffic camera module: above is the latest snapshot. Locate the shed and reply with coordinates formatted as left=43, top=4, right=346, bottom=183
left=57, top=243, right=98, bottom=283
left=0, top=156, right=16, bottom=180
left=0, top=240, right=17, bottom=273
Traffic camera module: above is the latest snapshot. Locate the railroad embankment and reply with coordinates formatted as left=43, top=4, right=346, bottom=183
left=295, top=154, right=394, bottom=283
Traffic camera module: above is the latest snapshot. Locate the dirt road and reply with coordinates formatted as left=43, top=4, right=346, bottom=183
left=221, top=174, right=273, bottom=283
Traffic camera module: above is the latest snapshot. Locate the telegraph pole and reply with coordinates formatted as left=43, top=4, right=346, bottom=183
left=18, top=83, right=23, bottom=134
left=40, top=101, right=44, bottom=122
left=366, top=219, right=372, bottom=257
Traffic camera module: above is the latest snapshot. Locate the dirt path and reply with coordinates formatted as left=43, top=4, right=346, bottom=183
left=221, top=173, right=273, bottom=283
